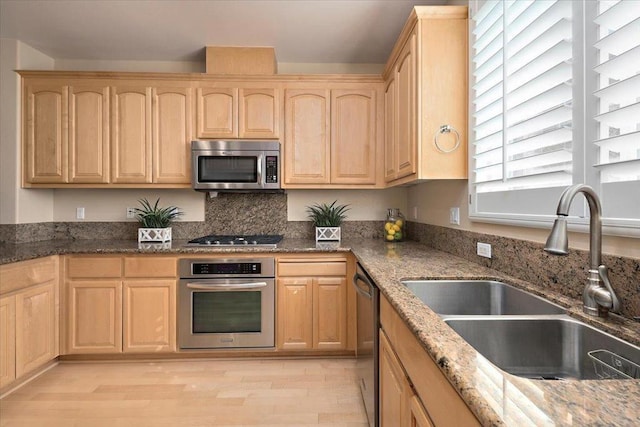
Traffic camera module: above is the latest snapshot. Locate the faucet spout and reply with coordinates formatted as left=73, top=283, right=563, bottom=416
left=544, top=184, right=620, bottom=317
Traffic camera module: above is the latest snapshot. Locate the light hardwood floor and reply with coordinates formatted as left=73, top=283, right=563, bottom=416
left=0, top=358, right=368, bottom=426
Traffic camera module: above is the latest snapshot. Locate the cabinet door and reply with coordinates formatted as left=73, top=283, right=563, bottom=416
left=0, top=295, right=16, bottom=388
left=123, top=280, right=176, bottom=353
left=409, top=394, right=435, bottom=427
left=384, top=76, right=398, bottom=182
left=152, top=87, right=192, bottom=184
left=24, top=83, right=68, bottom=183
left=284, top=89, right=330, bottom=184
left=67, top=281, right=122, bottom=354
left=111, top=86, right=152, bottom=183
left=239, top=88, right=280, bottom=138
left=277, top=277, right=313, bottom=350
left=313, top=277, right=347, bottom=350
left=15, top=282, right=57, bottom=378
left=396, top=31, right=417, bottom=180
left=379, top=330, right=411, bottom=427
left=69, top=85, right=110, bottom=183
left=331, top=89, right=377, bottom=184
left=196, top=87, right=238, bottom=138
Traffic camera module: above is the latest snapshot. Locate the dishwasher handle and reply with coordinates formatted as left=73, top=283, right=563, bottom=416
left=353, top=272, right=374, bottom=299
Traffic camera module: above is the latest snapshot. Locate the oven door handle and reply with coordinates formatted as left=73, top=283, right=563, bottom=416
left=186, top=281, right=268, bottom=291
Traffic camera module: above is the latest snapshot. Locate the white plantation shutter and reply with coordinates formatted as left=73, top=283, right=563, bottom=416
left=470, top=0, right=640, bottom=231
left=472, top=0, right=573, bottom=216
left=593, top=0, right=640, bottom=219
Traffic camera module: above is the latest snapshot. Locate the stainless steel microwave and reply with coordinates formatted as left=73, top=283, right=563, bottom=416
left=191, top=140, right=281, bottom=192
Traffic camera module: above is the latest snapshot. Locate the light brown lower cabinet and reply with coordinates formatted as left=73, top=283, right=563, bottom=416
left=0, top=256, right=59, bottom=390
left=379, top=329, right=413, bottom=426
left=380, top=295, right=480, bottom=426
left=64, top=255, right=177, bottom=355
left=0, top=295, right=17, bottom=388
left=67, top=280, right=123, bottom=354
left=123, top=280, right=176, bottom=353
left=15, top=283, right=57, bottom=377
left=277, top=258, right=348, bottom=351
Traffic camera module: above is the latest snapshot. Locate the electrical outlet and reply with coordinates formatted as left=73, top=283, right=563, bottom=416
left=76, top=207, right=85, bottom=220
left=126, top=207, right=136, bottom=219
left=477, top=242, right=492, bottom=258
left=449, top=207, right=460, bottom=225
left=412, top=206, right=418, bottom=219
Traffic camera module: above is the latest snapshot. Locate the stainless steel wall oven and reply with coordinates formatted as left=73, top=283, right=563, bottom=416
left=178, top=258, right=275, bottom=349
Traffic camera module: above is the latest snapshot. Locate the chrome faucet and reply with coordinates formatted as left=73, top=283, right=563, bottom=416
left=544, top=184, right=620, bottom=317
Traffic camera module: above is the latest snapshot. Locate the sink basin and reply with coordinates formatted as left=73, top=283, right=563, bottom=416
left=402, top=280, right=566, bottom=316
left=444, top=316, right=640, bottom=380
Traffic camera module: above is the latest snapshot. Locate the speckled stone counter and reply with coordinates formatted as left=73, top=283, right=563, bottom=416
left=1, top=238, right=639, bottom=426
left=351, top=240, right=640, bottom=427
left=0, top=238, right=348, bottom=265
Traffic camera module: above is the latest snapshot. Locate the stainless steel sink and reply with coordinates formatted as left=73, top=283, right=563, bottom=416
left=444, top=316, right=640, bottom=380
left=402, top=280, right=566, bottom=316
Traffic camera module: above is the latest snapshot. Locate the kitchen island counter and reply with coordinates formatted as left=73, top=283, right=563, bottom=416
left=1, top=238, right=638, bottom=426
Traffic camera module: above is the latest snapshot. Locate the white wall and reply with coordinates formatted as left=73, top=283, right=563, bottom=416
left=0, top=39, right=56, bottom=225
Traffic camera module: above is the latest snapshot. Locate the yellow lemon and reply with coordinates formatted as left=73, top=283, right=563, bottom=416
left=386, top=234, right=395, bottom=241
left=384, top=222, right=392, bottom=231
left=393, top=224, right=401, bottom=232
left=387, top=229, right=395, bottom=236
left=395, top=219, right=403, bottom=227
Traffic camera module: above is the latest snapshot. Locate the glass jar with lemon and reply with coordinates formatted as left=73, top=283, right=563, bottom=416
left=384, top=208, right=405, bottom=242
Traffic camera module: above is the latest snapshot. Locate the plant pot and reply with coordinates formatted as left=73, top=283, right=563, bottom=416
left=315, top=226, right=341, bottom=242
left=138, top=227, right=172, bottom=243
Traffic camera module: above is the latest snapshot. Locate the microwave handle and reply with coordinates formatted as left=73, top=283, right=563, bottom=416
left=257, top=154, right=264, bottom=188
left=186, top=281, right=268, bottom=291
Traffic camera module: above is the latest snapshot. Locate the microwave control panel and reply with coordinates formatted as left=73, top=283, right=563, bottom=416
left=265, top=156, right=278, bottom=183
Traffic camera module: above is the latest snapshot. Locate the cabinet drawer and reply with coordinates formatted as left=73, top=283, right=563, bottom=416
left=278, top=261, right=346, bottom=277
left=66, top=256, right=122, bottom=278
left=0, top=256, right=58, bottom=295
left=124, top=257, right=177, bottom=278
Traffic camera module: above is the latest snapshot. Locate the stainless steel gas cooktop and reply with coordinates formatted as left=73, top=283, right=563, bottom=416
left=185, top=234, right=283, bottom=248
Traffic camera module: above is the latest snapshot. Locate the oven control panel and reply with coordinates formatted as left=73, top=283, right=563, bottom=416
left=192, top=262, right=261, bottom=275
left=179, top=258, right=275, bottom=279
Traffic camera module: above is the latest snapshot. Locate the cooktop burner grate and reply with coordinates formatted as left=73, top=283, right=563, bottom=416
left=186, top=234, right=283, bottom=248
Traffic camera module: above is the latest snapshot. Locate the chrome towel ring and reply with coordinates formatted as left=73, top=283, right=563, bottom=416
left=434, top=124, right=460, bottom=153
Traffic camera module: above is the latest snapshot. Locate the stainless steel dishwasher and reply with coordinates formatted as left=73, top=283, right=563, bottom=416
left=353, top=262, right=379, bottom=427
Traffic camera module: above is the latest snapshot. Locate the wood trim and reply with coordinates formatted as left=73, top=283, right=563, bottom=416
left=123, top=256, right=177, bottom=278
left=18, top=70, right=384, bottom=83
left=0, top=295, right=16, bottom=388
left=0, top=256, right=58, bottom=296
left=278, top=261, right=347, bottom=277
left=66, top=256, right=122, bottom=279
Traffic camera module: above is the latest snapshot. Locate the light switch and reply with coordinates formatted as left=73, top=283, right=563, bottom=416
left=76, top=207, right=85, bottom=220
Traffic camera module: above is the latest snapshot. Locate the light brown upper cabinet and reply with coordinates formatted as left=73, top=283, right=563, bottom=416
left=152, top=87, right=192, bottom=184
left=23, top=83, right=68, bottom=184
left=383, top=6, right=468, bottom=185
left=283, top=89, right=330, bottom=185
left=69, top=84, right=110, bottom=183
left=21, top=74, right=193, bottom=187
left=283, top=85, right=381, bottom=187
left=196, top=86, right=280, bottom=139
left=111, top=85, right=152, bottom=183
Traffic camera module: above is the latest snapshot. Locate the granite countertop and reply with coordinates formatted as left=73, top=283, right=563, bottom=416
left=0, top=238, right=349, bottom=264
left=1, top=238, right=639, bottom=426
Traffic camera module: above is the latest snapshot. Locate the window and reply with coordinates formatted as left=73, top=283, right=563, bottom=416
left=470, top=0, right=640, bottom=234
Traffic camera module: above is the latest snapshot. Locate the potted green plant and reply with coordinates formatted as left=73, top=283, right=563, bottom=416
left=134, top=198, right=183, bottom=243
left=306, top=200, right=349, bottom=242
